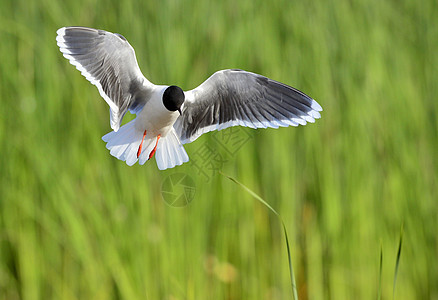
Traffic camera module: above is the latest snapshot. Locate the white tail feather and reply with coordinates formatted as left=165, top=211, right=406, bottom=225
left=102, top=120, right=189, bottom=169
left=155, top=128, right=189, bottom=170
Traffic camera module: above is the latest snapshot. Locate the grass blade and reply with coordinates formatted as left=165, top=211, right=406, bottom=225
left=377, top=242, right=383, bottom=300
left=281, top=221, right=299, bottom=300
left=220, top=171, right=299, bottom=300
left=219, top=172, right=279, bottom=217
left=393, top=224, right=404, bottom=300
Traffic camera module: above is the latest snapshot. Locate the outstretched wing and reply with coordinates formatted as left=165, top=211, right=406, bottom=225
left=174, top=69, right=322, bottom=143
left=56, top=27, right=155, bottom=131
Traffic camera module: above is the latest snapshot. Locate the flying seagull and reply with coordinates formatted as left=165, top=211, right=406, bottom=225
left=56, top=27, right=322, bottom=170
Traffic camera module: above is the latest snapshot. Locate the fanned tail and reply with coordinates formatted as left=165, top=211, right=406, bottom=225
left=102, top=121, right=189, bottom=169
left=154, top=128, right=189, bottom=170
left=102, top=120, right=154, bottom=166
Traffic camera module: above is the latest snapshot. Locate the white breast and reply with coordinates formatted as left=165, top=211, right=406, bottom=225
left=134, top=85, right=180, bottom=137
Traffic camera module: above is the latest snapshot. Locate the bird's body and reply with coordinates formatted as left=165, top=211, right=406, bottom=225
left=134, top=85, right=178, bottom=135
left=56, top=26, right=322, bottom=170
left=102, top=84, right=188, bottom=168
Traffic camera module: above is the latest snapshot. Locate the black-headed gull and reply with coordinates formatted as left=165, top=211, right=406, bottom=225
left=56, top=27, right=322, bottom=170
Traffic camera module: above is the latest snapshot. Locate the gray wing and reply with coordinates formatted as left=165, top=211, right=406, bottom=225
left=56, top=27, right=154, bottom=131
left=174, top=69, right=323, bottom=143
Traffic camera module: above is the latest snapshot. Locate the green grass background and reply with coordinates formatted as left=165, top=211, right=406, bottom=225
left=1, top=0, right=437, bottom=299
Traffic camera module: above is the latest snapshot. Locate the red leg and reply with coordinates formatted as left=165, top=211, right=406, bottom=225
left=137, top=130, right=147, bottom=158
left=148, top=134, right=161, bottom=160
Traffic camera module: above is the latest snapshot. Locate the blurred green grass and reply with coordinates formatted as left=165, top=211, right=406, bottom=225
left=1, top=0, right=437, bottom=299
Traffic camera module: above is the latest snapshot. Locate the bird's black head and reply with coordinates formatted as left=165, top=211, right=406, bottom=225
left=163, top=85, right=185, bottom=114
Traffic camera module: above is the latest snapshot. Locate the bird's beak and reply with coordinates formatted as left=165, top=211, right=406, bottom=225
left=178, top=108, right=182, bottom=115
